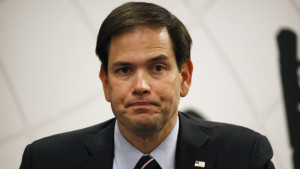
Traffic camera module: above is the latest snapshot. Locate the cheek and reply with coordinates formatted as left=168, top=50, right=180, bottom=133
left=108, top=80, right=129, bottom=102
left=153, top=75, right=181, bottom=102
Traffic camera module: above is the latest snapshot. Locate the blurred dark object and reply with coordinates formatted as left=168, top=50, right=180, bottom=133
left=183, top=109, right=206, bottom=120
left=278, top=29, right=300, bottom=169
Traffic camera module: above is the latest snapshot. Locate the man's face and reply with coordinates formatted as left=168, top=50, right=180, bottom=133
left=100, top=26, right=192, bottom=137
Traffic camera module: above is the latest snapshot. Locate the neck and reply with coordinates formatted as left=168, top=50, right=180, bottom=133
left=118, top=114, right=178, bottom=154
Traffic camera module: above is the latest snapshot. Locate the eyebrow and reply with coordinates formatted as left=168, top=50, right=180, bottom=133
left=111, top=62, right=131, bottom=68
left=111, top=55, right=170, bottom=68
left=148, top=55, right=170, bottom=63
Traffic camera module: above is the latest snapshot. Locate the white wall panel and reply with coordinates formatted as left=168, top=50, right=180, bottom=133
left=179, top=25, right=255, bottom=127
left=0, top=66, right=24, bottom=139
left=32, top=94, right=113, bottom=140
left=264, top=101, right=293, bottom=169
left=0, top=136, right=29, bottom=169
left=76, top=0, right=193, bottom=33
left=202, top=0, right=300, bottom=115
left=0, top=0, right=101, bottom=126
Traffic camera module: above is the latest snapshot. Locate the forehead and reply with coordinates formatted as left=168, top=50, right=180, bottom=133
left=108, top=26, right=175, bottom=63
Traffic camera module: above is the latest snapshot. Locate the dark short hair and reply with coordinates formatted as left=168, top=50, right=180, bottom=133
left=96, top=2, right=192, bottom=74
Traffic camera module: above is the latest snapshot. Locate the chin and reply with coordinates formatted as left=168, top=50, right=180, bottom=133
left=130, top=115, right=162, bottom=134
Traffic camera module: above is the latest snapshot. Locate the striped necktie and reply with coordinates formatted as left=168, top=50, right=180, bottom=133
left=134, top=155, right=162, bottom=169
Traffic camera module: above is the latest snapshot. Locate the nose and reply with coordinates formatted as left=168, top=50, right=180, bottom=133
left=132, top=71, right=150, bottom=96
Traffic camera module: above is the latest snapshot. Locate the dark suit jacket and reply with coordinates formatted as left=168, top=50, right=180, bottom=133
left=20, top=112, right=275, bottom=169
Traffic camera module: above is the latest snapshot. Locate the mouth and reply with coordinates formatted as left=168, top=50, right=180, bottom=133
left=125, top=101, right=158, bottom=108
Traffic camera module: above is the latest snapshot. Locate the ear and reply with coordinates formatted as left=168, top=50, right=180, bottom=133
left=180, top=59, right=193, bottom=97
left=99, top=64, right=110, bottom=102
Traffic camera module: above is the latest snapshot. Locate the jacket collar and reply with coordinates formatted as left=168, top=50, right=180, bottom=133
left=176, top=112, right=216, bottom=169
left=80, top=119, right=115, bottom=169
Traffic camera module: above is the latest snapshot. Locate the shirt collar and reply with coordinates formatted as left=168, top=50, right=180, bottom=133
left=150, top=117, right=179, bottom=169
left=113, top=116, right=179, bottom=169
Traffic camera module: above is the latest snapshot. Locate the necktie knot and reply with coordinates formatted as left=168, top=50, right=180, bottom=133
left=134, top=155, right=162, bottom=169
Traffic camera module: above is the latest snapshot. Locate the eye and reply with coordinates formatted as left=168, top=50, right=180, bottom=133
left=151, top=64, right=166, bottom=73
left=116, top=67, right=132, bottom=75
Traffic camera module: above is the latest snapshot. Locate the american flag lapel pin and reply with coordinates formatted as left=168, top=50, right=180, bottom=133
left=194, top=161, right=205, bottom=168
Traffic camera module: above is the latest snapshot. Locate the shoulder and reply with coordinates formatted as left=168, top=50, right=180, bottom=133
left=179, top=112, right=262, bottom=140
left=178, top=112, right=272, bottom=155
left=179, top=112, right=274, bottom=168
left=20, top=118, right=116, bottom=168
left=28, top=118, right=115, bottom=153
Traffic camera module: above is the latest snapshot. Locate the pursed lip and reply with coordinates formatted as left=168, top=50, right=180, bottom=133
left=125, top=101, right=159, bottom=108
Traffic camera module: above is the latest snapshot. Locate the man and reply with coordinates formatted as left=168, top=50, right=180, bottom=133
left=20, top=2, right=275, bottom=169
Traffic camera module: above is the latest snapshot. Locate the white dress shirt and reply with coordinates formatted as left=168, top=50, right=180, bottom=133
left=113, top=116, right=179, bottom=169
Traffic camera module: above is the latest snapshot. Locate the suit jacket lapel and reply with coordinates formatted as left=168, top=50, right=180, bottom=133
left=80, top=119, right=116, bottom=169
left=176, top=113, right=216, bottom=169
